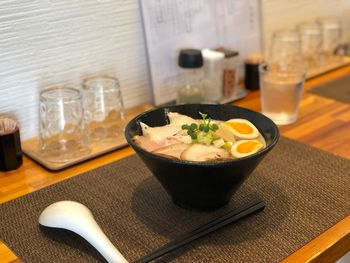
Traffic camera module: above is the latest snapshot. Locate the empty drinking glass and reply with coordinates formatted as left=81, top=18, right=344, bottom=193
left=82, top=76, right=125, bottom=143
left=259, top=63, right=306, bottom=125
left=298, top=22, right=322, bottom=70
left=317, top=17, right=342, bottom=63
left=39, top=86, right=90, bottom=162
left=269, top=29, right=303, bottom=65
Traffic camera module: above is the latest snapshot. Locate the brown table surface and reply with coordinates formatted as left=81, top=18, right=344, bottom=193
left=1, top=65, right=350, bottom=263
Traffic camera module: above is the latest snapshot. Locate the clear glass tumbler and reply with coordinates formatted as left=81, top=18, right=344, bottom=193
left=269, top=29, right=303, bottom=65
left=39, top=86, right=90, bottom=162
left=259, top=63, right=306, bottom=125
left=317, top=17, right=342, bottom=63
left=298, top=22, right=322, bottom=70
left=82, top=76, right=125, bottom=143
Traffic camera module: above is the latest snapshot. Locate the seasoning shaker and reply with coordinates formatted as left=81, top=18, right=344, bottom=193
left=0, top=118, right=23, bottom=171
left=176, top=49, right=204, bottom=104
left=244, top=53, right=264, bottom=90
left=201, top=49, right=225, bottom=103
left=215, top=48, right=240, bottom=98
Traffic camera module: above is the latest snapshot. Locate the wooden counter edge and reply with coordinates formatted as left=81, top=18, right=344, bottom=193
left=282, top=215, right=350, bottom=262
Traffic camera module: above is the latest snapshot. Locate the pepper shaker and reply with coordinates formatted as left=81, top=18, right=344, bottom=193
left=244, top=53, right=264, bottom=90
left=215, top=48, right=240, bottom=98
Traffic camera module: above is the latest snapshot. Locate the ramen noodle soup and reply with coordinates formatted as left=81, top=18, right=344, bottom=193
left=133, top=112, right=266, bottom=162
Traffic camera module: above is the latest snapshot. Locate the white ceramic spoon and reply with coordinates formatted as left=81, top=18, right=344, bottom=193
left=39, top=201, right=129, bottom=263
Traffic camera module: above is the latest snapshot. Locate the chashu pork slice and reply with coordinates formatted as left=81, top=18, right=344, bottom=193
left=153, top=143, right=190, bottom=160
left=167, top=112, right=197, bottom=126
left=180, top=144, right=230, bottom=162
left=140, top=122, right=181, bottom=142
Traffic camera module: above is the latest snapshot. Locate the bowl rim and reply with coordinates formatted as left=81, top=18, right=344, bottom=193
left=125, top=104, right=280, bottom=166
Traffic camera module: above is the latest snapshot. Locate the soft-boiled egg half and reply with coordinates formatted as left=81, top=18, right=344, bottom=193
left=220, top=119, right=259, bottom=140
left=231, top=139, right=264, bottom=158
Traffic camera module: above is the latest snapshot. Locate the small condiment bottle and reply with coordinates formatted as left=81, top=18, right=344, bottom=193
left=0, top=118, right=23, bottom=171
left=244, top=53, right=264, bottom=90
left=215, top=48, right=240, bottom=98
left=201, top=49, right=225, bottom=103
left=176, top=49, right=204, bottom=104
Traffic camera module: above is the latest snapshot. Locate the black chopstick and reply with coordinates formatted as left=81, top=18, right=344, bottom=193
left=133, top=199, right=265, bottom=263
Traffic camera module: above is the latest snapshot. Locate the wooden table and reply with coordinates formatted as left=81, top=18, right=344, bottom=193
left=1, top=66, right=350, bottom=263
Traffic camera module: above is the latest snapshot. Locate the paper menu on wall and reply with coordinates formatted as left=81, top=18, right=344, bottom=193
left=140, top=0, right=261, bottom=105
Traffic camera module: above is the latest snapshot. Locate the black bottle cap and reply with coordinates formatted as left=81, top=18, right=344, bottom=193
left=178, top=49, right=203, bottom=68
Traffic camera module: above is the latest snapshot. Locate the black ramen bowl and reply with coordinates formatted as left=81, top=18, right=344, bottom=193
left=125, top=104, right=279, bottom=210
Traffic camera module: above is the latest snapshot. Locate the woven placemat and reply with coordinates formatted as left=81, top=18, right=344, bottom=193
left=1, top=137, right=350, bottom=263
left=310, top=75, right=350, bottom=104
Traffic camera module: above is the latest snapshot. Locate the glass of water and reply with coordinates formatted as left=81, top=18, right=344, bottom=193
left=82, top=76, right=125, bottom=143
left=259, top=63, right=306, bottom=125
left=39, top=85, right=90, bottom=162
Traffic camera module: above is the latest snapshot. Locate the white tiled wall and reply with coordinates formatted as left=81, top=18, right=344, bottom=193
left=0, top=0, right=151, bottom=139
left=1, top=0, right=350, bottom=139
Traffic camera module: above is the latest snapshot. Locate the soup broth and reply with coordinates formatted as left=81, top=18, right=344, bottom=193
left=133, top=112, right=266, bottom=162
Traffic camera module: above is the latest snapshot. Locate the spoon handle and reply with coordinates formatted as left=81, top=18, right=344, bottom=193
left=79, top=219, right=129, bottom=263
left=134, top=199, right=265, bottom=263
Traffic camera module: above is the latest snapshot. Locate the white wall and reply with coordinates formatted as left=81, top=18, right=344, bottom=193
left=1, top=0, right=350, bottom=139
left=0, top=0, right=151, bottom=139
